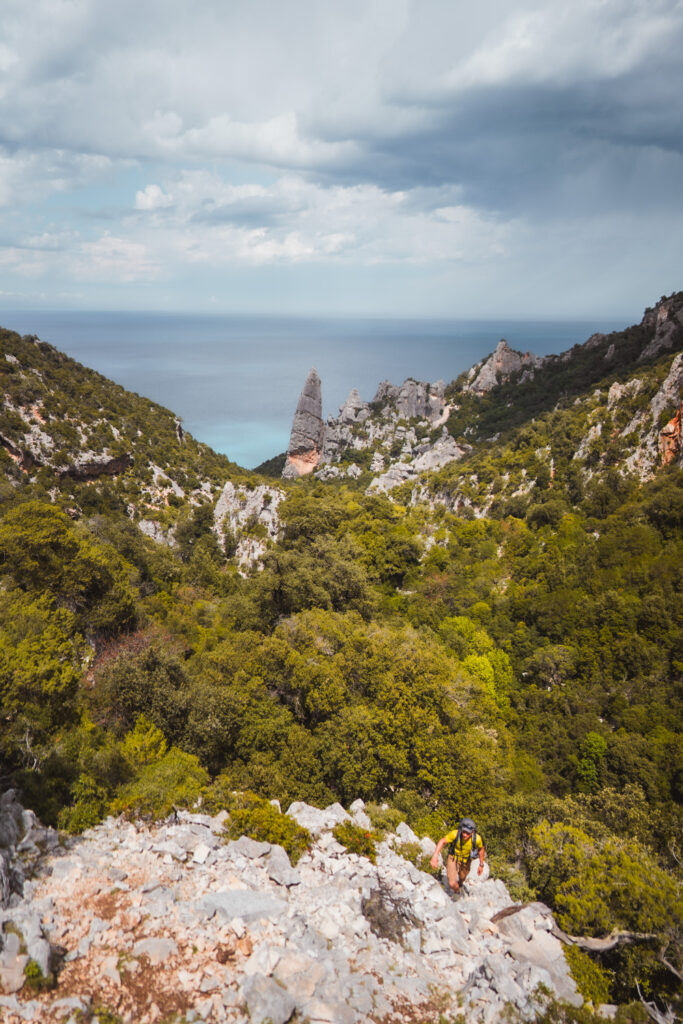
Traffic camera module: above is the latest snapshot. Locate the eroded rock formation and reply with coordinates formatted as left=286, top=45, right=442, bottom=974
left=660, top=403, right=682, bottom=466
left=282, top=368, right=325, bottom=479
left=466, top=340, right=543, bottom=394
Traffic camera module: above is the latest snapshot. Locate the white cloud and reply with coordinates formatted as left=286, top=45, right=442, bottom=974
left=77, top=234, right=158, bottom=281
left=135, top=184, right=173, bottom=211
left=123, top=171, right=512, bottom=269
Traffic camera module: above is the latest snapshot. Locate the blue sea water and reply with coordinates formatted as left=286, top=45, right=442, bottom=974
left=0, top=310, right=628, bottom=468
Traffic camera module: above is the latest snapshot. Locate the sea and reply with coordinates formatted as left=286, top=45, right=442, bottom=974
left=0, top=311, right=629, bottom=469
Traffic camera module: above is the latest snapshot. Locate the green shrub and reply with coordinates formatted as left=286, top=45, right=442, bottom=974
left=57, top=773, right=109, bottom=835
left=111, top=747, right=209, bottom=820
left=120, top=714, right=168, bottom=770
left=366, top=802, right=405, bottom=833
left=83, top=1007, right=124, bottom=1024
left=565, top=945, right=612, bottom=1006
left=221, top=791, right=311, bottom=865
left=22, top=958, right=53, bottom=993
left=393, top=840, right=441, bottom=878
left=486, top=855, right=536, bottom=903
left=333, top=821, right=380, bottom=863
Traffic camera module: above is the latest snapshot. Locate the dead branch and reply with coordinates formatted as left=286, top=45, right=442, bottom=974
left=636, top=982, right=678, bottom=1024
left=657, top=950, right=683, bottom=984
left=550, top=922, right=659, bottom=952
left=490, top=904, right=525, bottom=923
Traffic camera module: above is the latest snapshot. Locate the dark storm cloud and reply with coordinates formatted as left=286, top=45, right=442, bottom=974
left=309, top=67, right=683, bottom=218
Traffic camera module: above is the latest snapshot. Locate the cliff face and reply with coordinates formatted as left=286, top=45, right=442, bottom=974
left=281, top=368, right=325, bottom=479
left=466, top=340, right=543, bottom=394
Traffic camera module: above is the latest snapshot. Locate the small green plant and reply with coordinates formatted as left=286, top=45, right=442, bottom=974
left=394, top=840, right=441, bottom=878
left=22, top=958, right=53, bottom=993
left=77, top=1007, right=124, bottom=1024
left=365, top=802, right=404, bottom=833
left=222, top=791, right=311, bottom=865
left=333, top=821, right=380, bottom=863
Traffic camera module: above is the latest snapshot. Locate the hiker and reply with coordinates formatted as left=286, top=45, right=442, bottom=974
left=430, top=817, right=485, bottom=893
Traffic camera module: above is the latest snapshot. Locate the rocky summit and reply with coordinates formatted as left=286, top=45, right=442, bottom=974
left=0, top=791, right=582, bottom=1024
left=282, top=368, right=325, bottom=479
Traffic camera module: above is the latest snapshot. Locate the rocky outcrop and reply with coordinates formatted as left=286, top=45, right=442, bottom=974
left=466, top=341, right=543, bottom=394
left=58, top=451, right=133, bottom=481
left=282, top=369, right=325, bottom=479
left=639, top=294, right=683, bottom=361
left=660, top=404, right=682, bottom=466
left=373, top=379, right=448, bottom=423
left=313, top=375, right=456, bottom=489
left=0, top=796, right=582, bottom=1023
left=370, top=432, right=469, bottom=494
left=339, top=388, right=370, bottom=425
left=623, top=352, right=683, bottom=477
left=213, top=481, right=284, bottom=570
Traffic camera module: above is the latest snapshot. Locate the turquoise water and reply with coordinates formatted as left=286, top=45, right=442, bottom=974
left=0, top=310, right=628, bottom=468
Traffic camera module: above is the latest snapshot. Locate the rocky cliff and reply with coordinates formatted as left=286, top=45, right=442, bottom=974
left=276, top=294, right=682, bottom=511
left=0, top=791, right=583, bottom=1024
left=465, top=341, right=543, bottom=394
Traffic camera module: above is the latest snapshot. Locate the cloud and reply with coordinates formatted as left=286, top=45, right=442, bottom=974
left=135, top=184, right=173, bottom=211
left=123, top=171, right=513, bottom=268
left=0, top=0, right=680, bottom=312
left=76, top=234, right=158, bottom=281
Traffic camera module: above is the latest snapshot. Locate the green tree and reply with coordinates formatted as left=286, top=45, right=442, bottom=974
left=0, top=501, right=137, bottom=635
left=0, top=590, right=83, bottom=771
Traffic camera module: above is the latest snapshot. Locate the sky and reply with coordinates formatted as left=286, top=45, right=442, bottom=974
left=1, top=0, right=682, bottom=319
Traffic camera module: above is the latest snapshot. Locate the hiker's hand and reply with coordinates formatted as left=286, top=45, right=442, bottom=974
left=430, top=854, right=438, bottom=869
left=477, top=863, right=483, bottom=875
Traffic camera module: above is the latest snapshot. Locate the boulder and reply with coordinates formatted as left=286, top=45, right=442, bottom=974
left=241, top=974, right=296, bottom=1024
left=265, top=845, right=301, bottom=887
left=195, top=889, right=287, bottom=924
left=286, top=801, right=350, bottom=835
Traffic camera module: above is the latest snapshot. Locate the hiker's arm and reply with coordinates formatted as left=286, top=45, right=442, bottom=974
left=430, top=837, right=449, bottom=869
left=477, top=844, right=485, bottom=874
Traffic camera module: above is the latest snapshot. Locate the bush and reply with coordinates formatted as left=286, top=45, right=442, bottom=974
left=393, top=840, right=441, bottom=878
left=22, top=958, right=54, bottom=993
left=57, top=773, right=109, bottom=835
left=565, top=945, right=612, bottom=1006
left=90, top=638, right=190, bottom=742
left=111, top=747, right=209, bottom=820
left=366, top=802, right=405, bottom=833
left=220, top=790, right=311, bottom=865
left=361, top=879, right=419, bottom=945
left=333, top=821, right=380, bottom=863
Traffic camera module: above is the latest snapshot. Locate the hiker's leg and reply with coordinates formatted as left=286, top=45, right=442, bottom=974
left=458, top=859, right=471, bottom=887
left=446, top=856, right=460, bottom=891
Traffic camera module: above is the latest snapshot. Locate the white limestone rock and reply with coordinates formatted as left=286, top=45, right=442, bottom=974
left=286, top=801, right=350, bottom=835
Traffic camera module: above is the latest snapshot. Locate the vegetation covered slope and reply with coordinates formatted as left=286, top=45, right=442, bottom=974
left=0, top=298, right=681, bottom=1011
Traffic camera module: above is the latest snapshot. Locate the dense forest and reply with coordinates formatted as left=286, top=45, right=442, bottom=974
left=0, top=297, right=681, bottom=1016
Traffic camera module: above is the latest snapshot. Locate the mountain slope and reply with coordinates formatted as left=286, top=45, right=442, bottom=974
left=0, top=297, right=681, bottom=1014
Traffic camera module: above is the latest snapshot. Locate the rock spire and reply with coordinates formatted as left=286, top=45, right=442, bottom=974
left=282, top=368, right=325, bottom=479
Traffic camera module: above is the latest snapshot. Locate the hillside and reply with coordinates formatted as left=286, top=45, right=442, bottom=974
left=0, top=295, right=681, bottom=1020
